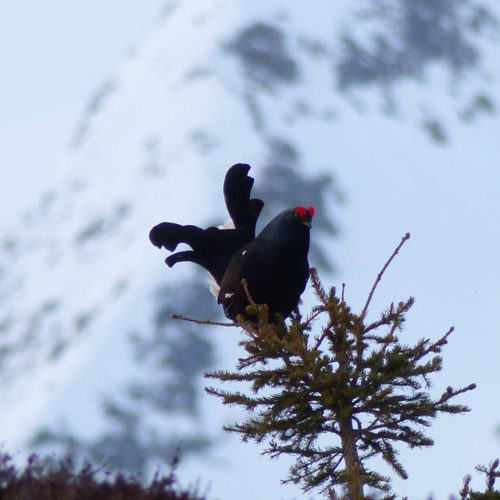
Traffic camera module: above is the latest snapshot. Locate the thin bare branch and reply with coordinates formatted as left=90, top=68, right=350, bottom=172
left=241, top=278, right=256, bottom=305
left=171, top=314, right=236, bottom=327
left=360, top=233, right=410, bottom=322
left=422, top=326, right=454, bottom=356
left=436, top=383, right=477, bottom=405
left=314, top=320, right=333, bottom=350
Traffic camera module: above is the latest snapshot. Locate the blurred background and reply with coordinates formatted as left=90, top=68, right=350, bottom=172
left=1, top=1, right=499, bottom=498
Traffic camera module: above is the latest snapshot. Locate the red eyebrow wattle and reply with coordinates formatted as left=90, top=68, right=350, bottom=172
left=294, top=206, right=307, bottom=218
left=307, top=206, right=315, bottom=218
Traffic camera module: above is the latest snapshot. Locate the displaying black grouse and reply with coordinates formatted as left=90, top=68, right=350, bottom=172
left=149, top=163, right=313, bottom=321
left=149, top=164, right=263, bottom=285
left=218, top=205, right=313, bottom=320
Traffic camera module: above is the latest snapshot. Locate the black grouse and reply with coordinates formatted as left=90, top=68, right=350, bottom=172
left=149, top=163, right=263, bottom=285
left=218, top=205, right=313, bottom=320
left=149, top=163, right=313, bottom=321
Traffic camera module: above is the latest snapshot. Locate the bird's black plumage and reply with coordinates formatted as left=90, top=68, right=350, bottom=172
left=149, top=163, right=313, bottom=321
left=149, top=163, right=263, bottom=285
left=218, top=207, right=313, bottom=320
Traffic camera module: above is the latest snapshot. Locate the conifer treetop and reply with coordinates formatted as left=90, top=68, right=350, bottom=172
left=206, top=234, right=476, bottom=498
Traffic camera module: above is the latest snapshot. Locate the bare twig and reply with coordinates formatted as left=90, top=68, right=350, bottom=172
left=360, top=233, right=410, bottom=322
left=314, top=320, right=334, bottom=350
left=305, top=306, right=326, bottom=325
left=436, top=382, right=477, bottom=405
left=241, top=278, right=256, bottom=305
left=416, top=326, right=454, bottom=361
left=172, top=314, right=236, bottom=327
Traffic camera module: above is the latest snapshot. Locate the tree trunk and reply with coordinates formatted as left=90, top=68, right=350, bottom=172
left=339, top=416, right=363, bottom=500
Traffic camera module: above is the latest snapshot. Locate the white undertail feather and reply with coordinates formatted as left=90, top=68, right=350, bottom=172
left=218, top=218, right=235, bottom=230
left=209, top=217, right=235, bottom=298
left=209, top=273, right=220, bottom=298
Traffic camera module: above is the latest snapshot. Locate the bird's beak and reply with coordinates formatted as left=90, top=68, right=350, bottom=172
left=302, top=220, right=312, bottom=229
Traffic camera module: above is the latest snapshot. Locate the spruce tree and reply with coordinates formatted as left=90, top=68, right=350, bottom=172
left=205, top=233, right=477, bottom=498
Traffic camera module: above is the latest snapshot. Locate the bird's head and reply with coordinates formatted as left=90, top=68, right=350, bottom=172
left=255, top=205, right=314, bottom=250
left=293, top=205, right=315, bottom=229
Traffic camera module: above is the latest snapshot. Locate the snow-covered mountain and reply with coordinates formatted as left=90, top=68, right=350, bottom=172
left=1, top=1, right=499, bottom=498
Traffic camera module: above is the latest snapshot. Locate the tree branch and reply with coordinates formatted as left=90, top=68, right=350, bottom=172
left=360, top=233, right=410, bottom=322
left=171, top=314, right=236, bottom=327
left=241, top=278, right=256, bottom=305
